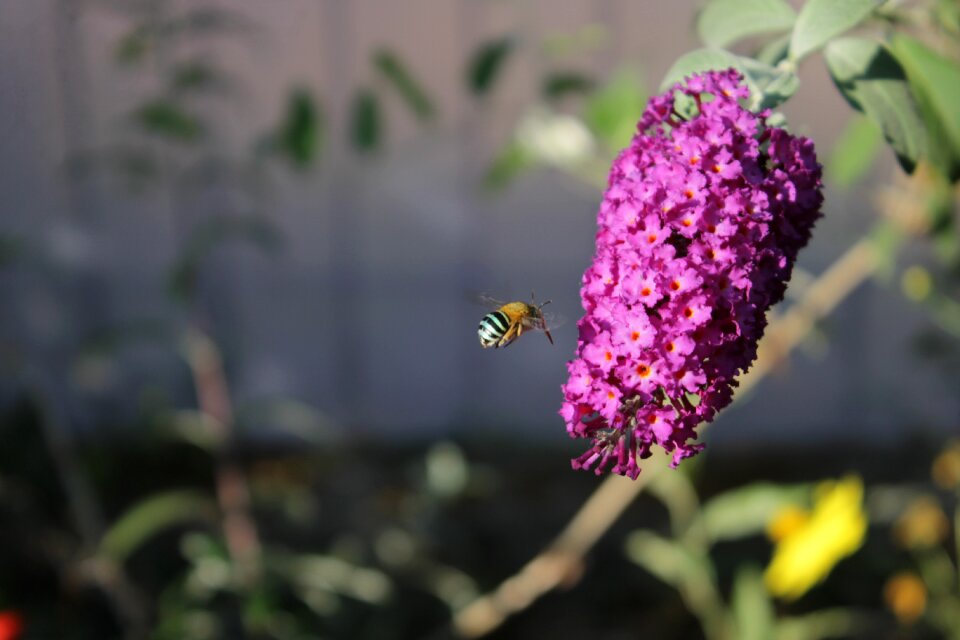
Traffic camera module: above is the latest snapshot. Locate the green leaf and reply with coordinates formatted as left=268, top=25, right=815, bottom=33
left=892, top=35, right=960, bottom=181
left=776, top=609, right=866, bottom=640
left=484, top=140, right=534, bottom=190
left=739, top=57, right=800, bottom=110
left=826, top=115, right=883, bottom=187
left=660, top=50, right=799, bottom=111
left=542, top=71, right=595, bottom=100
left=170, top=61, right=223, bottom=93
left=825, top=37, right=926, bottom=173
left=350, top=89, right=382, bottom=152
left=789, top=0, right=884, bottom=61
left=373, top=49, right=435, bottom=122
left=661, top=48, right=741, bottom=91
left=625, top=530, right=714, bottom=590
left=115, top=27, right=150, bottom=65
left=697, top=0, right=796, bottom=49
left=278, top=89, right=321, bottom=168
left=696, top=483, right=809, bottom=543
left=467, top=37, right=515, bottom=96
left=134, top=100, right=203, bottom=142
left=755, top=33, right=792, bottom=67
left=100, top=490, right=217, bottom=563
left=732, top=566, right=775, bottom=640
left=583, top=68, right=647, bottom=150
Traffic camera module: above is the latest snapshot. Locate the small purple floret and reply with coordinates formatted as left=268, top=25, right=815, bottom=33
left=561, top=69, right=823, bottom=479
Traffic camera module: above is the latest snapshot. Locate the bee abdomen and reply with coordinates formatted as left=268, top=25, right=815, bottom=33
left=478, top=310, right=510, bottom=347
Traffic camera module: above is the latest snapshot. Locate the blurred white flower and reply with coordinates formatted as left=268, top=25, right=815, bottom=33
left=516, top=107, right=596, bottom=167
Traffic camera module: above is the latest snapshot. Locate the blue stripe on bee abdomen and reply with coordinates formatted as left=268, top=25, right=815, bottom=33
left=478, top=311, right=510, bottom=345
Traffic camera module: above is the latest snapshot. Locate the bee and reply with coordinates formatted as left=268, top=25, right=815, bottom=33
left=477, top=293, right=554, bottom=349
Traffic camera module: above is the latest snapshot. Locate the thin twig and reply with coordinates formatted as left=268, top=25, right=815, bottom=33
left=31, top=383, right=149, bottom=639
left=182, top=327, right=263, bottom=586
left=451, top=235, right=880, bottom=637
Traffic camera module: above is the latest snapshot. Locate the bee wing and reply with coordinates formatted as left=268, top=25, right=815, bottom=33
left=521, top=310, right=566, bottom=332
left=472, top=292, right=509, bottom=309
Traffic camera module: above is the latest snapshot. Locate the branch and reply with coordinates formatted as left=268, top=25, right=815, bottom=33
left=182, top=327, right=262, bottom=586
left=451, top=235, right=881, bottom=638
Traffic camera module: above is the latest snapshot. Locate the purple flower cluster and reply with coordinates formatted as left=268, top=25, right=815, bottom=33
left=561, top=69, right=822, bottom=479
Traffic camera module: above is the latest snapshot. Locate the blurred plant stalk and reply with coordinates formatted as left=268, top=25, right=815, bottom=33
left=182, top=328, right=262, bottom=587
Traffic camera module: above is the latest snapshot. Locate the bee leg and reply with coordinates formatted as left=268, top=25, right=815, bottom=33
left=497, top=324, right=518, bottom=348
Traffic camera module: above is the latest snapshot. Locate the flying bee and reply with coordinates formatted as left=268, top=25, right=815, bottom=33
left=477, top=293, right=555, bottom=349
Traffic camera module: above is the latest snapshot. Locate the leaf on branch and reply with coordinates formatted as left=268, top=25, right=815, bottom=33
left=373, top=49, right=435, bottom=122
left=350, top=89, right=383, bottom=153
left=467, top=37, right=515, bottom=97
left=697, top=0, right=796, bottom=49
left=134, top=100, right=204, bottom=142
left=99, top=490, right=217, bottom=563
left=694, top=483, right=809, bottom=543
left=731, top=566, right=775, bottom=640
left=789, top=0, right=884, bottom=61
left=891, top=35, right=960, bottom=182
left=825, top=37, right=926, bottom=173
left=542, top=71, right=596, bottom=100
left=660, top=49, right=799, bottom=111
left=278, top=89, right=322, bottom=168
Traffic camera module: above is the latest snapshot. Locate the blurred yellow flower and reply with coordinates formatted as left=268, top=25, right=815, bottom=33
left=884, top=572, right=927, bottom=624
left=893, top=496, right=949, bottom=549
left=766, top=505, right=809, bottom=543
left=932, top=440, right=960, bottom=490
left=764, top=476, right=867, bottom=600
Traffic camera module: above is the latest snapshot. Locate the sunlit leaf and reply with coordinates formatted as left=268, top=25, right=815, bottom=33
left=542, top=71, right=595, bottom=100
left=755, top=33, right=792, bottom=66
left=278, top=89, right=321, bottom=168
left=350, top=89, right=382, bottom=152
left=738, top=57, right=800, bottom=111
left=697, top=0, right=796, bottom=49
left=583, top=68, right=646, bottom=150
left=100, top=490, right=217, bottom=563
left=660, top=50, right=798, bottom=111
left=134, top=100, right=203, bottom=142
left=789, top=0, right=884, bottom=61
left=696, top=483, right=809, bottom=543
left=661, top=48, right=741, bottom=90
left=826, top=115, right=883, bottom=188
left=825, top=37, right=926, bottom=173
left=467, top=37, right=515, bottom=96
left=891, top=35, right=960, bottom=181
left=373, top=49, right=435, bottom=121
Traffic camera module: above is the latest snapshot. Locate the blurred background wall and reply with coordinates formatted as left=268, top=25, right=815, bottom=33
left=0, top=0, right=955, bottom=450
